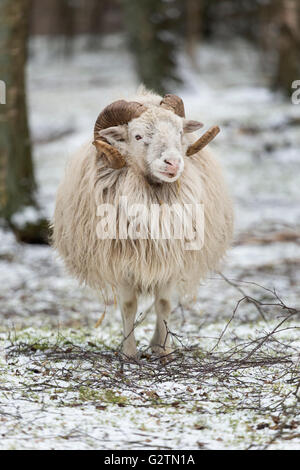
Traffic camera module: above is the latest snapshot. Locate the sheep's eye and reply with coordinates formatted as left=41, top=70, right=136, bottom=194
left=135, top=135, right=143, bottom=141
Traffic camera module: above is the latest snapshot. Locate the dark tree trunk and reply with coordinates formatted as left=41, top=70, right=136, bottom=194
left=185, top=0, right=202, bottom=68
left=59, top=0, right=76, bottom=56
left=85, top=0, right=105, bottom=51
left=0, top=0, right=48, bottom=243
left=0, top=0, right=34, bottom=218
left=275, top=0, right=300, bottom=96
left=122, top=0, right=183, bottom=95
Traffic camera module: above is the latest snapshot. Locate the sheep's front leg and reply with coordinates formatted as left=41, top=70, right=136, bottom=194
left=151, top=283, right=174, bottom=356
left=118, top=285, right=138, bottom=358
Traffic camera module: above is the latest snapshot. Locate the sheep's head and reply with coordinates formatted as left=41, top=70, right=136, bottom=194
left=93, top=94, right=219, bottom=183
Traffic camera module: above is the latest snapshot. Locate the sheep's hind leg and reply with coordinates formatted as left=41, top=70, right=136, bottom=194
left=151, top=284, right=174, bottom=357
left=118, top=285, right=138, bottom=358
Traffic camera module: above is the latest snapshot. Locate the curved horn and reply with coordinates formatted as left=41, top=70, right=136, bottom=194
left=94, top=100, right=147, bottom=141
left=186, top=126, right=220, bottom=156
left=93, top=100, right=147, bottom=168
left=93, top=140, right=126, bottom=170
left=160, top=94, right=186, bottom=118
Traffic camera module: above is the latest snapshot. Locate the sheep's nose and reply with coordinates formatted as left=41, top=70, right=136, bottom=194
left=164, top=158, right=180, bottom=175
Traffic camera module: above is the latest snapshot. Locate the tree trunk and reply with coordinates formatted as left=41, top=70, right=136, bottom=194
left=0, top=0, right=48, bottom=243
left=122, top=0, right=183, bottom=95
left=185, top=0, right=202, bottom=68
left=275, top=0, right=300, bottom=96
left=85, top=0, right=104, bottom=51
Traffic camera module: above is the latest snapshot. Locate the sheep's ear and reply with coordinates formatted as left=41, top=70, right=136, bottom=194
left=97, top=126, right=127, bottom=144
left=183, top=120, right=203, bottom=133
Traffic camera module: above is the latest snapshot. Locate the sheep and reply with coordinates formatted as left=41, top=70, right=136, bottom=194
left=53, top=87, right=234, bottom=358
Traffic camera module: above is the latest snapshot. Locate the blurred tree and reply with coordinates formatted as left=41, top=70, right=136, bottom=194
left=85, top=0, right=105, bottom=51
left=122, top=0, right=183, bottom=94
left=0, top=0, right=48, bottom=243
left=29, top=0, right=121, bottom=37
left=274, top=0, right=300, bottom=96
left=184, top=0, right=203, bottom=67
left=60, top=0, right=75, bottom=56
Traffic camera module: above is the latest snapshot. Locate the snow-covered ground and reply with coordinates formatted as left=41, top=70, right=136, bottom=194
left=0, top=35, right=299, bottom=450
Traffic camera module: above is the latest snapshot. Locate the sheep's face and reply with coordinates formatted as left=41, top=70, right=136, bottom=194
left=98, top=108, right=202, bottom=183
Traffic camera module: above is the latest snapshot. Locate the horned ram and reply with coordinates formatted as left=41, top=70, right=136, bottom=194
left=53, top=87, right=234, bottom=358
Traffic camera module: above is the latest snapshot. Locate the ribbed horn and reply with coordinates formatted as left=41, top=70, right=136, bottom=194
left=94, top=100, right=146, bottom=141
left=93, top=100, right=147, bottom=168
left=186, top=126, right=220, bottom=156
left=92, top=140, right=126, bottom=170
left=160, top=94, right=185, bottom=118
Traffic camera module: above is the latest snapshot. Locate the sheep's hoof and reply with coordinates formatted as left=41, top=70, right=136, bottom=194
left=122, top=354, right=143, bottom=366
left=122, top=353, right=137, bottom=361
left=122, top=345, right=138, bottom=361
left=151, top=344, right=174, bottom=364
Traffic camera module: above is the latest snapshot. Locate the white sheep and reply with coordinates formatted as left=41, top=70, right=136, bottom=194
left=53, top=87, right=234, bottom=358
